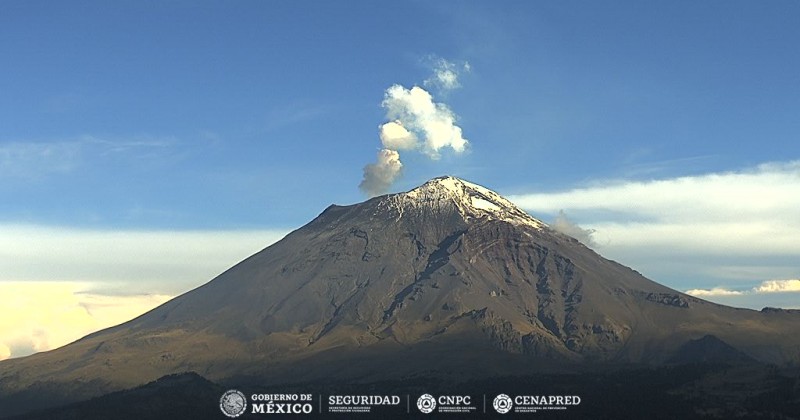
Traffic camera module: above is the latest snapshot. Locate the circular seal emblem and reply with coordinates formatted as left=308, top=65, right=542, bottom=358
left=416, top=393, right=437, bottom=414
left=493, top=394, right=513, bottom=414
left=219, top=389, right=247, bottom=418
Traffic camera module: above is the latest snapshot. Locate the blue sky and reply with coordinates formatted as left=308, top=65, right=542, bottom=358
left=2, top=1, right=800, bottom=358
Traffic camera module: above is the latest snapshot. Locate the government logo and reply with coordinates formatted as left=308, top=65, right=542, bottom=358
left=416, top=394, right=436, bottom=414
left=220, top=389, right=247, bottom=418
left=493, top=394, right=513, bottom=414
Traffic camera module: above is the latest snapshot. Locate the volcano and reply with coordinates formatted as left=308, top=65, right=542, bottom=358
left=2, top=176, right=799, bottom=416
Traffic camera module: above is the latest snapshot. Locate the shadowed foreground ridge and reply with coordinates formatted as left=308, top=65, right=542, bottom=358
left=2, top=176, right=799, bottom=417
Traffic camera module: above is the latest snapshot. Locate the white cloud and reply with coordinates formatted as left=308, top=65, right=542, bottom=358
left=753, top=279, right=800, bottom=293
left=583, top=221, right=798, bottom=257
left=509, top=161, right=800, bottom=254
left=686, top=287, right=744, bottom=297
left=424, top=57, right=470, bottom=91
left=510, top=161, right=800, bottom=227
left=432, top=68, right=458, bottom=90
left=424, top=58, right=470, bottom=91
left=508, top=161, right=800, bottom=305
left=0, top=225, right=288, bottom=295
left=0, top=281, right=172, bottom=360
left=382, top=84, right=469, bottom=159
left=685, top=279, right=800, bottom=305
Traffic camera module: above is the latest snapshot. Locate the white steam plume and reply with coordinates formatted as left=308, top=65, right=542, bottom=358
left=381, top=85, right=468, bottom=159
left=379, top=120, right=418, bottom=150
left=552, top=210, right=597, bottom=247
left=360, top=58, right=471, bottom=197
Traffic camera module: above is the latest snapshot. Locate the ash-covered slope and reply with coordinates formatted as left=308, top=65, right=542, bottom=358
left=2, top=176, right=799, bottom=416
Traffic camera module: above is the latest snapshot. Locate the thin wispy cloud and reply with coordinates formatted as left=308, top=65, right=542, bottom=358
left=618, top=154, right=720, bottom=178
left=0, top=225, right=288, bottom=294
left=262, top=102, right=332, bottom=132
left=424, top=57, right=470, bottom=92
left=0, top=141, right=83, bottom=180
left=83, top=135, right=174, bottom=154
left=0, top=136, right=176, bottom=182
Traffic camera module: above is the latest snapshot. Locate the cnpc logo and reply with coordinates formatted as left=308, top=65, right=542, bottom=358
left=416, top=394, right=472, bottom=414
left=416, top=394, right=436, bottom=413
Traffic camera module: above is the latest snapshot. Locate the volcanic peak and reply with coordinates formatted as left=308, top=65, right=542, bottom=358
left=387, top=175, right=546, bottom=230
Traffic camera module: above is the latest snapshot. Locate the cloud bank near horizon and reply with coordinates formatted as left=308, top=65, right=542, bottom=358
left=0, top=225, right=287, bottom=292
left=0, top=226, right=287, bottom=360
left=509, top=161, right=800, bottom=299
left=0, top=281, right=172, bottom=361
left=687, top=279, right=800, bottom=297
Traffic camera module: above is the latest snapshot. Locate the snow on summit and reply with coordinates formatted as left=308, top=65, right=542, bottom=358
left=388, top=176, right=546, bottom=230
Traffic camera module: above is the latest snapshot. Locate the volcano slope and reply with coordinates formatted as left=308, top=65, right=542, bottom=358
left=1, top=176, right=799, bottom=415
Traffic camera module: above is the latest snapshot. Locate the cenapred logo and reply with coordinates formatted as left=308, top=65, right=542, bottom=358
left=416, top=394, right=436, bottom=414
left=220, top=389, right=247, bottom=418
left=493, top=394, right=513, bottom=414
